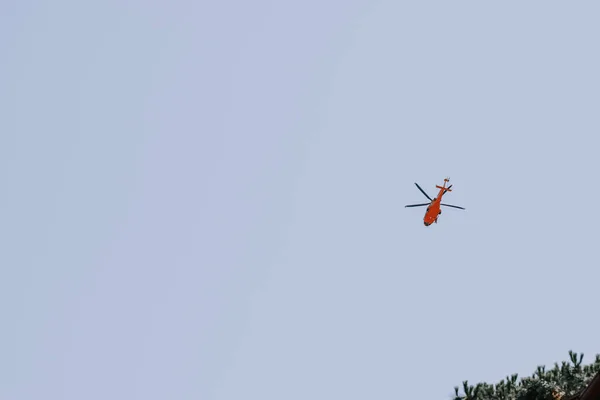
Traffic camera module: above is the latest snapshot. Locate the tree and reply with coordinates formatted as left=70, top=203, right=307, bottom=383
left=453, top=351, right=600, bottom=400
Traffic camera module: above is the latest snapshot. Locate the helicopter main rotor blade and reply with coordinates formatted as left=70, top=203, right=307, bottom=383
left=405, top=203, right=430, bottom=208
left=414, top=183, right=433, bottom=201
left=440, top=203, right=465, bottom=210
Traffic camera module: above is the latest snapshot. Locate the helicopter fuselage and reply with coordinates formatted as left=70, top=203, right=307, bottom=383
left=423, top=188, right=447, bottom=226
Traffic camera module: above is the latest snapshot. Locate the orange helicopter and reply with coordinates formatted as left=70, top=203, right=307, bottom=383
left=405, top=178, right=465, bottom=226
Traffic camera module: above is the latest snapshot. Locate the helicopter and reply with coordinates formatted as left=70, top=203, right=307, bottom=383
left=405, top=178, right=465, bottom=226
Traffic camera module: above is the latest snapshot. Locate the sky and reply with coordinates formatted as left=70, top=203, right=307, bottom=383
left=1, top=0, right=599, bottom=399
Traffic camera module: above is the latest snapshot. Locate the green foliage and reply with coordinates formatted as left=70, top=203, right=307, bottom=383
left=452, top=351, right=600, bottom=400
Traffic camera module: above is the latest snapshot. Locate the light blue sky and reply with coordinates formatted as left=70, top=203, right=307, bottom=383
left=2, top=1, right=599, bottom=399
